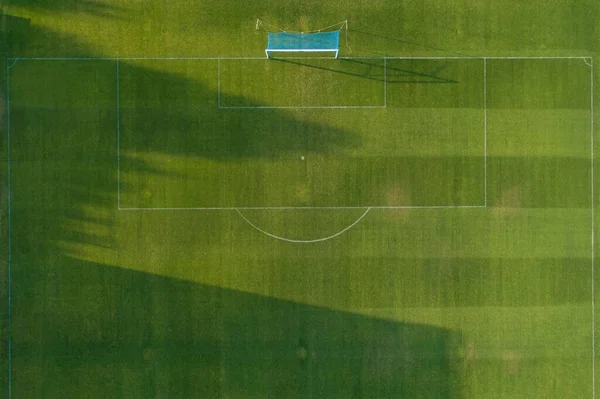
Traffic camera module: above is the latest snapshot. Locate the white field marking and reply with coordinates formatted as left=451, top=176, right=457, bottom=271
left=368, top=56, right=591, bottom=60
left=368, top=56, right=486, bottom=60
left=384, top=57, right=387, bottom=107
left=6, top=53, right=13, bottom=399
left=118, top=205, right=486, bottom=210
left=11, top=56, right=340, bottom=61
left=483, top=56, right=591, bottom=60
left=7, top=58, right=19, bottom=69
left=341, top=56, right=591, bottom=60
left=117, top=59, right=121, bottom=210
left=219, top=105, right=386, bottom=109
left=10, top=56, right=591, bottom=62
left=483, top=58, right=488, bottom=207
left=590, top=57, right=596, bottom=399
left=9, top=57, right=265, bottom=61
left=234, top=207, right=371, bottom=243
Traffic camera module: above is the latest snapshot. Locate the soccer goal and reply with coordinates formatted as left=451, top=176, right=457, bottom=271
left=256, top=20, right=348, bottom=59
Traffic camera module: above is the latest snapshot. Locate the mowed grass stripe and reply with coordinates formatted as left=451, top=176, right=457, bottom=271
left=120, top=154, right=484, bottom=208
left=486, top=59, right=591, bottom=211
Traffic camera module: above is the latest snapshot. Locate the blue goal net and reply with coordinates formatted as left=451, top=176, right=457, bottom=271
left=258, top=20, right=347, bottom=58
left=266, top=32, right=340, bottom=58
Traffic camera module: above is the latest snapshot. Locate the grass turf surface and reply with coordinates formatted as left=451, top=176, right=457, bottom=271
left=1, top=0, right=599, bottom=398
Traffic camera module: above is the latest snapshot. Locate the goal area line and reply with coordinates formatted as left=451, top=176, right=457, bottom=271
left=216, top=57, right=387, bottom=109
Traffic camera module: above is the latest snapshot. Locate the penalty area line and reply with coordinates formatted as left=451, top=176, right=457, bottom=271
left=117, top=59, right=121, bottom=210
left=6, top=51, right=13, bottom=399
left=590, top=56, right=596, bottom=399
left=484, top=57, right=488, bottom=207
left=217, top=59, right=221, bottom=108
left=117, top=205, right=487, bottom=210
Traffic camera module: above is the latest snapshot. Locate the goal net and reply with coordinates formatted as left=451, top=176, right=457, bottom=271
left=257, top=20, right=348, bottom=59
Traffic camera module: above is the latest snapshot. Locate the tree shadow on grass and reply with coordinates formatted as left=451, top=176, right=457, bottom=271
left=12, top=258, right=466, bottom=398
left=0, top=13, right=31, bottom=57
left=0, top=51, right=8, bottom=399
left=3, top=0, right=127, bottom=19
left=118, top=61, right=362, bottom=159
left=0, top=22, right=473, bottom=398
left=0, top=25, right=462, bottom=398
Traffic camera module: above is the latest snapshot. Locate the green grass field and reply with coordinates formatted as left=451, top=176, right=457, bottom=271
left=1, top=0, right=599, bottom=398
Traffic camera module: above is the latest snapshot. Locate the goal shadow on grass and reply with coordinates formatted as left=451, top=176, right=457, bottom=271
left=273, top=57, right=459, bottom=84
left=347, top=28, right=472, bottom=58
